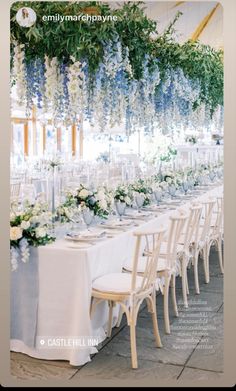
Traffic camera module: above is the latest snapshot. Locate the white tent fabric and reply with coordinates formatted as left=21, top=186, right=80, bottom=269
left=111, top=1, right=223, bottom=49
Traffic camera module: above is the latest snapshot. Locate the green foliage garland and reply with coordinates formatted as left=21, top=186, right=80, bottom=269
left=10, top=1, right=223, bottom=114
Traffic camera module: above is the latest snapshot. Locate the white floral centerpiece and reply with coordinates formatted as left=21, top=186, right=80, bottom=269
left=130, top=179, right=153, bottom=207
left=65, top=185, right=112, bottom=219
left=10, top=201, right=55, bottom=271
left=55, top=193, right=79, bottom=223
left=114, top=185, right=133, bottom=206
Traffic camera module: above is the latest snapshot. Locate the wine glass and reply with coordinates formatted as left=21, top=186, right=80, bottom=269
left=154, top=190, right=162, bottom=205
left=135, top=193, right=145, bottom=213
left=209, top=171, right=215, bottom=183
left=70, top=208, right=82, bottom=232
left=115, top=201, right=126, bottom=221
left=82, top=207, right=94, bottom=231
left=168, top=185, right=176, bottom=199
left=197, top=175, right=204, bottom=186
left=182, top=181, right=189, bottom=195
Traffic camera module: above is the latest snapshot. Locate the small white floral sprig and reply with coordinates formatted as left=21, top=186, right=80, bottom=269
left=10, top=201, right=55, bottom=271
left=41, top=155, right=63, bottom=171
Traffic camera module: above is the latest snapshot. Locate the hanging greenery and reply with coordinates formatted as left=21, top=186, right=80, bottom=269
left=10, top=1, right=224, bottom=133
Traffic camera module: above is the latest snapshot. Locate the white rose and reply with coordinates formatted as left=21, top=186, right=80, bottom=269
left=20, top=221, right=30, bottom=230
left=35, top=227, right=47, bottom=238
left=79, top=189, right=89, bottom=199
left=10, top=227, right=23, bottom=241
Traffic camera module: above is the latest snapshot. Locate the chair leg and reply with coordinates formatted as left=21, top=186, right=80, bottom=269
left=194, top=252, right=200, bottom=294
left=206, top=244, right=211, bottom=282
left=107, top=300, right=113, bottom=338
left=163, top=273, right=171, bottom=334
left=130, top=310, right=138, bottom=369
left=203, top=245, right=210, bottom=284
left=115, top=306, right=124, bottom=328
left=181, top=261, right=188, bottom=308
left=202, top=246, right=208, bottom=283
left=151, top=290, right=162, bottom=348
left=171, top=274, right=179, bottom=316
left=217, top=238, right=224, bottom=274
left=186, top=269, right=189, bottom=295
left=90, top=297, right=94, bottom=317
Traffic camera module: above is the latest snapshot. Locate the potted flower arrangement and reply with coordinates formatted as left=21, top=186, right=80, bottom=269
left=10, top=201, right=55, bottom=271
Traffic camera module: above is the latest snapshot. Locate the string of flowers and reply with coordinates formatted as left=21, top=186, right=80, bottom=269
left=10, top=33, right=224, bottom=135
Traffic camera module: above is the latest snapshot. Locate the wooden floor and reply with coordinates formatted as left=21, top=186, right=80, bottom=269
left=11, top=247, right=223, bottom=382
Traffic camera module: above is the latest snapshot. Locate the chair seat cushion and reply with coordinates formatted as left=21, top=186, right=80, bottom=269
left=92, top=272, right=144, bottom=294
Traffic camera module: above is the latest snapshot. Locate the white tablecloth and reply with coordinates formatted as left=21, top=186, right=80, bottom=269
left=11, top=185, right=223, bottom=366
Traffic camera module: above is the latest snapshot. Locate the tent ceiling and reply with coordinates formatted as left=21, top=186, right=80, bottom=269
left=110, top=1, right=223, bottom=49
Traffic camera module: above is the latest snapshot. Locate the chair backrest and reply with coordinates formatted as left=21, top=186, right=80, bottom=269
left=131, top=227, right=166, bottom=293
left=31, top=179, right=47, bottom=195
left=183, top=203, right=202, bottom=251
left=200, top=198, right=216, bottom=242
left=213, top=195, right=223, bottom=235
left=11, top=183, right=21, bottom=198
left=166, top=211, right=188, bottom=268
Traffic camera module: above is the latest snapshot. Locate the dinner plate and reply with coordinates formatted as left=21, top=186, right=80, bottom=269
left=125, top=211, right=152, bottom=218
left=65, top=231, right=106, bottom=241
left=105, top=229, right=125, bottom=235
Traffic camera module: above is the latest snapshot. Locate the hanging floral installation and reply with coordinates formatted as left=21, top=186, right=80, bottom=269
left=10, top=1, right=224, bottom=135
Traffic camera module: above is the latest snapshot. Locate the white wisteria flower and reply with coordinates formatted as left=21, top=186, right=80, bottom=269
left=11, top=247, right=19, bottom=272
left=19, top=238, right=30, bottom=263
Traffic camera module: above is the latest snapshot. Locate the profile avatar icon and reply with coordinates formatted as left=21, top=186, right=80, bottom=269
left=16, top=7, right=37, bottom=28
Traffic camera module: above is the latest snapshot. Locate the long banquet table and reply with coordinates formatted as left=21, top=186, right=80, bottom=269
left=10, top=184, right=223, bottom=366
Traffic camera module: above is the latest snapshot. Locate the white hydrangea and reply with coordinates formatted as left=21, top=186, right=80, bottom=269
left=35, top=227, right=47, bottom=238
